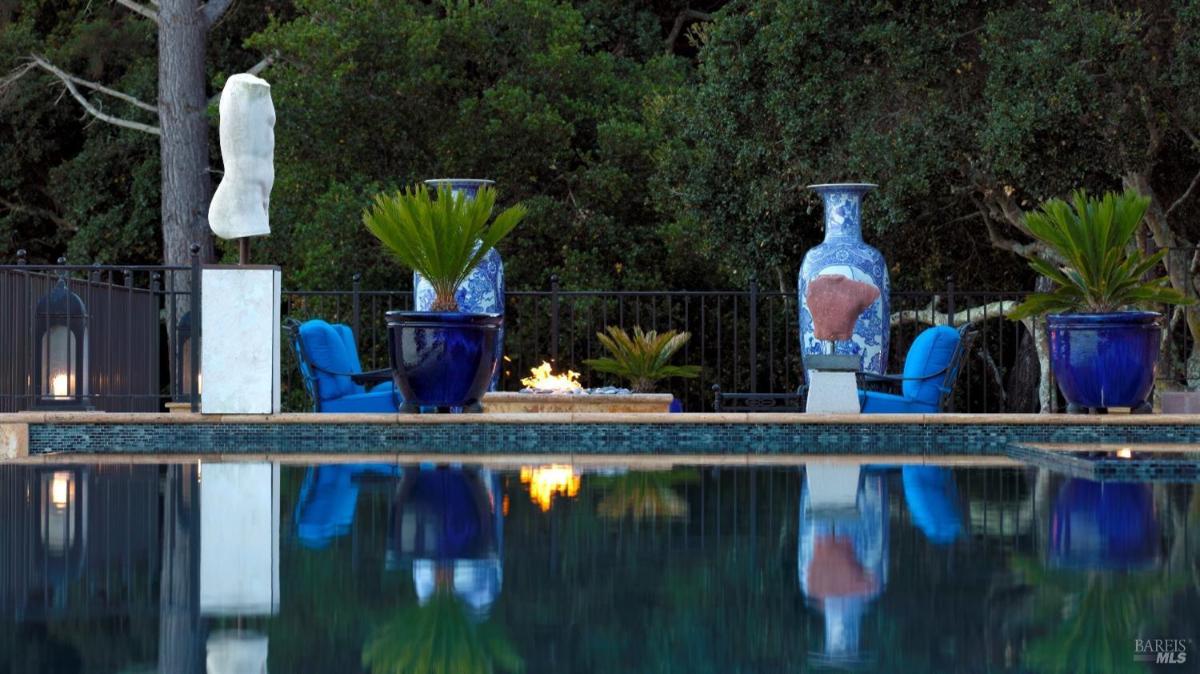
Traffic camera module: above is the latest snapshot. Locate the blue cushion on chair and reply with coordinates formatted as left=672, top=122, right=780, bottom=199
left=901, top=326, right=961, bottom=406
left=299, top=320, right=363, bottom=402
left=320, top=390, right=398, bottom=413
left=860, top=389, right=939, bottom=414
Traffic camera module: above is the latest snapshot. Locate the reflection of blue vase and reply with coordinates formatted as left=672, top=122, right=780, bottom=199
left=902, top=466, right=962, bottom=545
left=799, top=184, right=889, bottom=374
left=414, top=179, right=504, bottom=391
left=798, top=469, right=888, bottom=665
left=1050, top=479, right=1158, bottom=570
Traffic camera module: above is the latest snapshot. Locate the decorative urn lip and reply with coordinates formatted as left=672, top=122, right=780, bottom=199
left=1047, top=311, right=1162, bottom=326
left=385, top=310, right=503, bottom=327
left=807, top=182, right=878, bottom=193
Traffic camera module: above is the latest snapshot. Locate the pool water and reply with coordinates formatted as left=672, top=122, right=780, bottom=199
left=1, top=461, right=1196, bottom=673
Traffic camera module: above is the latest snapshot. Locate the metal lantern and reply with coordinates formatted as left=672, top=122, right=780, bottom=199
left=33, top=278, right=91, bottom=410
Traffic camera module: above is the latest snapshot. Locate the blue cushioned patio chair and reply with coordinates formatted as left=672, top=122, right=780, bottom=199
left=285, top=318, right=400, bottom=413
left=857, top=324, right=976, bottom=414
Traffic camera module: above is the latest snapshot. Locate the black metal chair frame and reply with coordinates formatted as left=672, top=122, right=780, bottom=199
left=284, top=318, right=392, bottom=413
left=713, top=324, right=979, bottom=413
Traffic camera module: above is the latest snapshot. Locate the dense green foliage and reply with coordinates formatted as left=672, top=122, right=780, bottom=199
left=248, top=0, right=693, bottom=290
left=5, top=0, right=1200, bottom=302
left=1010, top=190, right=1192, bottom=318
left=0, top=0, right=287, bottom=264
left=363, top=185, right=526, bottom=310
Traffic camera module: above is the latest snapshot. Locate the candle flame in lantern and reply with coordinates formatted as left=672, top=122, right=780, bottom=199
left=51, top=373, right=70, bottom=398
left=520, top=465, right=580, bottom=511
left=520, top=361, right=582, bottom=392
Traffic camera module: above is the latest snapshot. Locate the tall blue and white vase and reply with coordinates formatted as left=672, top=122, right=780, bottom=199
left=414, top=179, right=505, bottom=390
left=798, top=183, right=889, bottom=375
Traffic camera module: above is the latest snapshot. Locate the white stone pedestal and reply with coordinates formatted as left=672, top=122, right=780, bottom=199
left=200, top=462, right=280, bottom=616
left=805, top=370, right=861, bottom=414
left=201, top=266, right=281, bottom=414
left=806, top=464, right=861, bottom=510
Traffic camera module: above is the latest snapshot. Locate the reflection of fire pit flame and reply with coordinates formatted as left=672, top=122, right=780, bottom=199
left=519, top=465, right=581, bottom=511
left=520, top=361, right=585, bottom=393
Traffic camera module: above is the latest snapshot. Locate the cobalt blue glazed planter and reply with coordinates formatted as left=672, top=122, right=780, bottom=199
left=799, top=183, right=889, bottom=375
left=386, top=311, right=503, bottom=412
left=1047, top=312, right=1161, bottom=412
left=415, top=179, right=505, bottom=391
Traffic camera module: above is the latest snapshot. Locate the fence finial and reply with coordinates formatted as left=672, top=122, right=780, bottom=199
left=16, top=249, right=26, bottom=265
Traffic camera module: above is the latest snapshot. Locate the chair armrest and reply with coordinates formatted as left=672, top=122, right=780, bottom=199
left=859, top=372, right=905, bottom=384
left=350, top=369, right=393, bottom=385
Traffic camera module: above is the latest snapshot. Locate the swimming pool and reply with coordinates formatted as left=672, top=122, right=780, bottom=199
left=1, top=459, right=1195, bottom=672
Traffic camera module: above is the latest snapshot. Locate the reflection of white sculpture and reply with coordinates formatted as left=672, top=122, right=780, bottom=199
left=209, top=74, right=275, bottom=240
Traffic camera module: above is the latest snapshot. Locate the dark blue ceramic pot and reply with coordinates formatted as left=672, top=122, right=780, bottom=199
left=1047, top=312, right=1161, bottom=411
left=386, top=311, right=502, bottom=412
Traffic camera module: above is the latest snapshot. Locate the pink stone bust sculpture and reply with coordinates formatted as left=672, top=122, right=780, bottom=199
left=805, top=275, right=881, bottom=342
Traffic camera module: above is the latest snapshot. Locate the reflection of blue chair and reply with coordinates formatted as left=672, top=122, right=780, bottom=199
left=1050, top=479, right=1159, bottom=570
left=859, top=325, right=973, bottom=413
left=285, top=319, right=400, bottom=413
left=295, top=464, right=401, bottom=548
left=902, top=466, right=962, bottom=545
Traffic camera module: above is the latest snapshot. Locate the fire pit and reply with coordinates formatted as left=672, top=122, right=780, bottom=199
left=482, top=362, right=673, bottom=414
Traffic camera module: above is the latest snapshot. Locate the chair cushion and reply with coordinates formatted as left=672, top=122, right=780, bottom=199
left=320, top=389, right=399, bottom=413
left=901, top=326, right=961, bottom=405
left=298, top=320, right=364, bottom=401
left=859, top=389, right=938, bottom=414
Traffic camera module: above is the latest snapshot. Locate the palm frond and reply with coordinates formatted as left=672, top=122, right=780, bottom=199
left=362, top=184, right=525, bottom=311
left=1011, top=189, right=1193, bottom=319
left=582, top=325, right=700, bottom=393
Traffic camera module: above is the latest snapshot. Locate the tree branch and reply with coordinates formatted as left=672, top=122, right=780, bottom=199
left=891, top=300, right=1019, bottom=327
left=206, top=52, right=277, bottom=107
left=1166, top=166, right=1200, bottom=219
left=30, top=56, right=158, bottom=113
left=665, top=9, right=713, bottom=52
left=115, top=0, right=159, bottom=24
left=201, top=0, right=236, bottom=28
left=26, top=55, right=161, bottom=135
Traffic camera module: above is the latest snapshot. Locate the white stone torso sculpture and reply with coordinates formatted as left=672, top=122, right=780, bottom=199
left=209, top=74, right=275, bottom=240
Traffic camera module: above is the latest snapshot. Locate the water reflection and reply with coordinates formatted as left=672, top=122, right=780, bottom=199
left=0, top=462, right=1194, bottom=673
left=799, top=465, right=887, bottom=666
left=1049, top=478, right=1159, bottom=570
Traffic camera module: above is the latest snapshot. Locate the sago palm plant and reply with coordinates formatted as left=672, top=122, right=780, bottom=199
left=362, top=184, right=526, bottom=312
left=583, top=326, right=701, bottom=393
left=1008, top=189, right=1192, bottom=320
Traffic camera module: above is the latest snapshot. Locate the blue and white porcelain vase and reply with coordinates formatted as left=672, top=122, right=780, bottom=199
left=798, top=183, right=889, bottom=375
left=414, top=179, right=504, bottom=390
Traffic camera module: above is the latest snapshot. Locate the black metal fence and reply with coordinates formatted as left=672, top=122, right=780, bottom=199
left=280, top=277, right=1034, bottom=413
left=0, top=252, right=200, bottom=413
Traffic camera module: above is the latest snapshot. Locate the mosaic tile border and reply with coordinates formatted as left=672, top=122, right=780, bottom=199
left=25, top=420, right=1200, bottom=458
left=1005, top=443, right=1200, bottom=483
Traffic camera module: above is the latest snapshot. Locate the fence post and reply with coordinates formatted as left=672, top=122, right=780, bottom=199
left=351, top=272, right=362, bottom=342
left=748, top=276, right=759, bottom=393
left=945, top=274, right=956, bottom=326
left=189, top=243, right=202, bottom=412
left=550, top=274, right=560, bottom=363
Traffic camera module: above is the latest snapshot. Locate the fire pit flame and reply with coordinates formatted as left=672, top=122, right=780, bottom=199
left=520, top=361, right=584, bottom=393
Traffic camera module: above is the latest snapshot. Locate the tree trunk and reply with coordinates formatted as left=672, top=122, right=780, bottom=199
left=158, top=464, right=203, bottom=674
left=1005, top=325, right=1040, bottom=412
left=158, top=0, right=214, bottom=269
